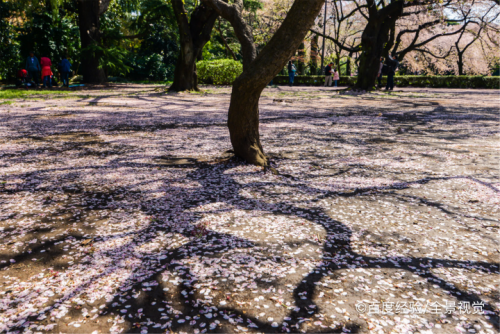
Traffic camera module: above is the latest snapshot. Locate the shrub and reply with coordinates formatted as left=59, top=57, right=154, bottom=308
left=197, top=59, right=243, bottom=85
left=271, top=75, right=499, bottom=89
left=128, top=53, right=170, bottom=81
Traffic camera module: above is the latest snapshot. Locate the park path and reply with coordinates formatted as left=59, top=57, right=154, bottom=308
left=0, top=85, right=498, bottom=333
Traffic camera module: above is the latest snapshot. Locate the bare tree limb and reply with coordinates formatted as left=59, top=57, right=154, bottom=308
left=218, top=18, right=238, bottom=60
left=310, top=28, right=362, bottom=53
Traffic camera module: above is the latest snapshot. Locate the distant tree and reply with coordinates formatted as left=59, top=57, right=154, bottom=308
left=297, top=41, right=306, bottom=74
left=309, top=34, right=319, bottom=74
left=77, top=0, right=112, bottom=83
left=453, top=2, right=499, bottom=75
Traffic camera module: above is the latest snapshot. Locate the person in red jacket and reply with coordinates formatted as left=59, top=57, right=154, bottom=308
left=40, top=57, right=53, bottom=88
left=16, top=69, right=28, bottom=87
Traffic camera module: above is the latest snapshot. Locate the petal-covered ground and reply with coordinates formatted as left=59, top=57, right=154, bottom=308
left=0, top=85, right=498, bottom=334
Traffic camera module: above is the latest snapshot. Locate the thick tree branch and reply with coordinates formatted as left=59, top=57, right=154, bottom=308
left=201, top=0, right=256, bottom=69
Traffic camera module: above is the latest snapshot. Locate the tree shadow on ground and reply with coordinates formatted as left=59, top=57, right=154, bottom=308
left=81, top=159, right=499, bottom=333
left=1, top=91, right=499, bottom=333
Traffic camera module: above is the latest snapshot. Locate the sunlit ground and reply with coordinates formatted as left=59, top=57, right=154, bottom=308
left=0, top=85, right=498, bottom=333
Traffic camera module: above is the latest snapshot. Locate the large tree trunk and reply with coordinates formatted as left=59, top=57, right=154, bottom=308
left=227, top=79, right=267, bottom=166
left=204, top=0, right=325, bottom=165
left=78, top=0, right=107, bottom=84
left=355, top=23, right=394, bottom=90
left=169, top=2, right=218, bottom=91
left=354, top=1, right=403, bottom=90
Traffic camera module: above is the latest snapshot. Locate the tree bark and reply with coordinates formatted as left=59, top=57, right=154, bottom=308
left=354, top=1, right=403, bottom=90
left=169, top=2, right=218, bottom=91
left=457, top=52, right=464, bottom=75
left=78, top=0, right=107, bottom=84
left=203, top=0, right=324, bottom=166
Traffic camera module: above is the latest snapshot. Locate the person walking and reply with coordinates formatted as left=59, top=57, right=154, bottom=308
left=377, top=57, right=384, bottom=88
left=25, top=52, right=41, bottom=87
left=385, top=53, right=399, bottom=91
left=40, top=56, right=53, bottom=88
left=59, top=56, right=72, bottom=87
left=288, top=61, right=296, bottom=86
left=332, top=68, right=340, bottom=87
left=324, top=62, right=333, bottom=87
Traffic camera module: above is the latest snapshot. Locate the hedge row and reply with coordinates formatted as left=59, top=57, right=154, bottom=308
left=197, top=59, right=242, bottom=85
left=195, top=59, right=499, bottom=88
left=272, top=75, right=499, bottom=89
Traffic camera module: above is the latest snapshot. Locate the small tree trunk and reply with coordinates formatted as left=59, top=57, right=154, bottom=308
left=78, top=0, right=107, bottom=84
left=169, top=2, right=218, bottom=91
left=335, top=54, right=340, bottom=75
left=346, top=52, right=352, bottom=76
left=297, top=41, right=306, bottom=75
left=457, top=53, right=464, bottom=75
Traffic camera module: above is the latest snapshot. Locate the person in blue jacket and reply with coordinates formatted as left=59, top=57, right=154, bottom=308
left=288, top=60, right=296, bottom=87
left=59, top=56, right=72, bottom=87
left=25, top=51, right=41, bottom=87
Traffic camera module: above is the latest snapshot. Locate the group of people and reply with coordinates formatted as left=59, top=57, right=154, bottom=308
left=378, top=53, right=399, bottom=90
left=287, top=52, right=399, bottom=90
left=324, top=62, right=340, bottom=87
left=287, top=60, right=340, bottom=87
left=20, top=52, right=72, bottom=88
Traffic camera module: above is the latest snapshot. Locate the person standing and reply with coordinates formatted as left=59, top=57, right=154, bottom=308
left=377, top=57, right=384, bottom=88
left=385, top=53, right=399, bottom=91
left=40, top=56, right=53, bottom=88
left=332, top=68, right=340, bottom=87
left=288, top=61, right=296, bottom=87
left=25, top=52, right=41, bottom=87
left=59, top=56, right=72, bottom=87
left=324, top=62, right=333, bottom=87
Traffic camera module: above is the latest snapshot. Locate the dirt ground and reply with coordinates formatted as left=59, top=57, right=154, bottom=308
left=0, top=85, right=499, bottom=334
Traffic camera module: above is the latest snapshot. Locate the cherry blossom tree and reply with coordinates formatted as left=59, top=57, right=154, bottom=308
left=200, top=0, right=325, bottom=166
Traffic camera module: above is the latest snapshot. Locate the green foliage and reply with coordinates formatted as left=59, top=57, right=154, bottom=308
left=130, top=0, right=179, bottom=80
left=202, top=18, right=241, bottom=61
left=270, top=75, right=499, bottom=89
left=197, top=59, right=243, bottom=85
left=81, top=44, right=132, bottom=76
left=0, top=2, right=20, bottom=80
left=17, top=11, right=80, bottom=75
left=391, top=76, right=499, bottom=89
left=128, top=53, right=170, bottom=81
left=244, top=0, right=264, bottom=12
